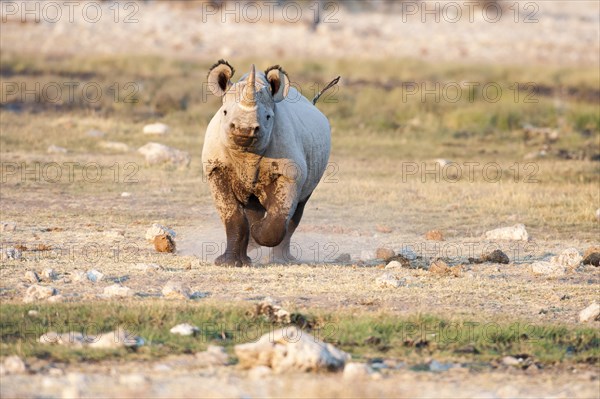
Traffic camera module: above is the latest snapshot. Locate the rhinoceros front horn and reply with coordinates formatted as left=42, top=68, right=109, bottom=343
left=241, top=64, right=256, bottom=108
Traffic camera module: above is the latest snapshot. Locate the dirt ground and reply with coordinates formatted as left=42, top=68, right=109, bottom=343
left=1, top=1, right=599, bottom=398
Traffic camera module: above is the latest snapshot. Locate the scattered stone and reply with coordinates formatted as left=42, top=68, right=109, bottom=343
left=47, top=144, right=67, bottom=154
left=2, top=246, right=22, bottom=260
left=86, top=269, right=104, bottom=283
left=138, top=142, right=190, bottom=168
left=435, top=158, right=453, bottom=167
left=397, top=248, right=417, bottom=261
left=429, top=260, right=462, bottom=277
left=470, top=249, right=510, bottom=264
left=248, top=365, right=272, bottom=379
left=154, top=234, right=176, bottom=253
left=24, top=270, right=40, bottom=283
left=375, top=247, right=395, bottom=261
left=41, top=268, right=57, bottom=281
left=103, top=284, right=133, bottom=298
left=375, top=225, right=392, bottom=233
left=551, top=248, right=583, bottom=269
left=578, top=302, right=600, bottom=322
left=376, top=273, right=402, bottom=288
left=234, top=326, right=350, bottom=372
left=39, top=331, right=88, bottom=347
left=134, top=263, right=161, bottom=272
left=170, top=323, right=200, bottom=336
left=86, top=129, right=105, bottom=138
left=1, top=222, right=16, bottom=232
left=385, top=260, right=404, bottom=269
left=143, top=122, right=170, bottom=135
left=343, top=363, right=373, bottom=379
left=386, top=254, right=411, bottom=268
left=24, top=285, right=56, bottom=303
left=145, top=223, right=176, bottom=241
left=121, top=192, right=132, bottom=197
left=502, top=356, right=521, bottom=366
left=195, top=345, right=229, bottom=366
left=89, top=329, right=144, bottom=349
left=47, top=294, right=65, bottom=303
left=2, top=356, right=27, bottom=374
left=530, top=261, right=565, bottom=276
left=99, top=141, right=130, bottom=152
left=162, top=280, right=191, bottom=299
left=582, top=247, right=600, bottom=267
left=425, top=229, right=445, bottom=241
left=252, top=299, right=292, bottom=324
left=27, top=310, right=39, bottom=317
left=484, top=224, right=529, bottom=241
left=71, top=270, right=87, bottom=282
left=334, top=253, right=351, bottom=263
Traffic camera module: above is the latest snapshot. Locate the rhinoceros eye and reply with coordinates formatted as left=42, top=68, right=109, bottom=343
left=266, top=114, right=271, bottom=120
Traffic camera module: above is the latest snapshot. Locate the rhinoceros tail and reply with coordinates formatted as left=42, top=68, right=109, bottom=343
left=312, top=76, right=341, bottom=105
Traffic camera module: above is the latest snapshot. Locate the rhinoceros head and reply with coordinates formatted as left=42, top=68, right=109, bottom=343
left=207, top=60, right=290, bottom=152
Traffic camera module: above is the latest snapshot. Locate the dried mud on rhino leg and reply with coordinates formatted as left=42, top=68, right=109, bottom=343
left=271, top=197, right=309, bottom=264
left=207, top=170, right=251, bottom=267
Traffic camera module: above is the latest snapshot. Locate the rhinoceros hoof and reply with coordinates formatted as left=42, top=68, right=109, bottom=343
left=215, top=252, right=251, bottom=267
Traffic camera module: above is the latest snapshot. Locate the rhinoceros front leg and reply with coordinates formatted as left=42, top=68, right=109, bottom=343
left=250, top=178, right=298, bottom=248
left=207, top=170, right=251, bottom=267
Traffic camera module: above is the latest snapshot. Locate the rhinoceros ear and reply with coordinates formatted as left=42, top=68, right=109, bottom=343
left=207, top=60, right=235, bottom=97
left=265, top=65, right=290, bottom=103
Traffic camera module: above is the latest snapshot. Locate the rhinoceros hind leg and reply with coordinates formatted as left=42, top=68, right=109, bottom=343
left=271, top=198, right=309, bottom=264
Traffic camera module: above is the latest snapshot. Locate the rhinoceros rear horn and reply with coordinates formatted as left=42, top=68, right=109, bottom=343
left=265, top=65, right=290, bottom=103
left=207, top=60, right=235, bottom=97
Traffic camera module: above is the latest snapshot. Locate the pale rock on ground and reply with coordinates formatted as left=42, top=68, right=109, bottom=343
left=145, top=223, right=176, bottom=241
left=235, top=326, right=350, bottom=373
left=134, top=263, right=162, bottom=272
left=1, top=221, right=17, bottom=232
left=578, top=302, right=600, bottom=322
left=89, top=329, right=144, bottom=349
left=2, top=247, right=22, bottom=260
left=551, top=248, right=583, bottom=269
left=162, top=280, right=191, bottom=299
left=376, top=273, right=403, bottom=288
left=103, top=284, right=133, bottom=298
left=143, top=123, right=170, bottom=135
left=138, top=142, right=190, bottom=168
left=343, top=363, right=374, bottom=379
left=485, top=224, right=529, bottom=241
left=39, top=332, right=88, bottom=347
left=23, top=285, right=57, bottom=303
left=530, top=261, right=566, bottom=276
left=86, top=269, right=104, bottom=283
left=99, top=141, right=130, bottom=152
left=41, top=268, right=57, bottom=281
left=121, top=192, right=131, bottom=197
left=170, top=323, right=199, bottom=336
left=2, top=356, right=27, bottom=375
left=24, top=270, right=40, bottom=283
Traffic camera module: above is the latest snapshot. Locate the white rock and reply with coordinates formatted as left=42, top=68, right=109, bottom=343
left=86, top=269, right=104, bottom=283
left=502, top=356, right=521, bottom=366
left=27, top=310, right=39, bottom=317
left=579, top=302, right=600, bottom=322
left=39, top=332, right=87, bottom=347
left=41, top=268, right=57, bottom=281
left=3, top=247, right=22, bottom=260
left=376, top=273, right=402, bottom=288
left=134, top=263, right=161, bottom=272
left=72, top=270, right=87, bottom=282
left=343, top=363, right=373, bottom=379
left=103, top=284, right=133, bottom=298
left=195, top=345, right=229, bottom=366
left=485, top=224, right=529, bottom=241
left=47, top=145, right=67, bottom=154
left=162, top=280, right=190, bottom=299
left=24, top=285, right=56, bottom=303
left=0, top=222, right=16, bottom=232
left=530, top=261, right=565, bottom=276
left=121, top=192, right=132, bottom=197
left=89, top=329, right=144, bottom=349
left=47, top=294, right=64, bottom=303
left=99, top=141, right=130, bottom=152
left=3, top=356, right=27, bottom=374
left=145, top=223, right=176, bottom=241
left=143, top=123, right=170, bottom=135
left=138, top=142, right=190, bottom=168
left=170, top=323, right=199, bottom=336
left=435, top=158, right=453, bottom=167
left=551, top=248, right=583, bottom=268
left=86, top=129, right=105, bottom=138
left=234, top=326, right=350, bottom=372
left=385, top=260, right=403, bottom=269
left=25, top=270, right=40, bottom=283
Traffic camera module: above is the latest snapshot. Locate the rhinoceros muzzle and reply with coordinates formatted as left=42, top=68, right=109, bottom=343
left=232, top=133, right=258, bottom=147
